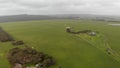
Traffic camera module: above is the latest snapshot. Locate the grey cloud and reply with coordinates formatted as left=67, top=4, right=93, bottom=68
left=0, top=0, right=120, bottom=15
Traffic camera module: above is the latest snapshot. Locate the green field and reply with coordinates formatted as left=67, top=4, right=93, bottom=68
left=0, top=20, right=120, bottom=68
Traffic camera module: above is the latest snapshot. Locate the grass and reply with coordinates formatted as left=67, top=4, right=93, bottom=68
left=0, top=20, right=120, bottom=68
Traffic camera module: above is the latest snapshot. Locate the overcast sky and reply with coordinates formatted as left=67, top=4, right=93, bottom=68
left=0, top=0, right=120, bottom=16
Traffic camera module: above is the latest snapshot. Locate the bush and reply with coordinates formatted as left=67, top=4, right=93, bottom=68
left=7, top=47, right=55, bottom=68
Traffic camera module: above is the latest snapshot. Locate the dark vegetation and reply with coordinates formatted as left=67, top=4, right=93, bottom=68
left=66, top=27, right=92, bottom=34
left=0, top=27, right=14, bottom=42
left=12, top=41, right=24, bottom=46
left=7, top=47, right=55, bottom=68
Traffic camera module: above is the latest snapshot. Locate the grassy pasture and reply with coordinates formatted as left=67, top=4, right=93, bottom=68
left=0, top=20, right=120, bottom=68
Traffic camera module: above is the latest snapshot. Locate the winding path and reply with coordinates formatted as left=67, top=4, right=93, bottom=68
left=73, top=33, right=120, bottom=62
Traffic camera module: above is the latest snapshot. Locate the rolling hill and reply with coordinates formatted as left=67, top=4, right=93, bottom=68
left=0, top=14, right=120, bottom=23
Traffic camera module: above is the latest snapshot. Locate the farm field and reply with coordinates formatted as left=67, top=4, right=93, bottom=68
left=0, top=20, right=120, bottom=68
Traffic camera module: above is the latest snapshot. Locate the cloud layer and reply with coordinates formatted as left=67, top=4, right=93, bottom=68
left=0, top=0, right=120, bottom=15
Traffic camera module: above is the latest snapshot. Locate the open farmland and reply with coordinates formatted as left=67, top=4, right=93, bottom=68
left=0, top=20, right=120, bottom=68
